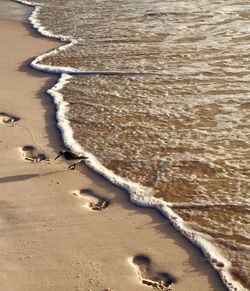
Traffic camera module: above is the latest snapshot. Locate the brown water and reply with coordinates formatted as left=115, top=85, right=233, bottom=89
left=14, top=0, right=250, bottom=289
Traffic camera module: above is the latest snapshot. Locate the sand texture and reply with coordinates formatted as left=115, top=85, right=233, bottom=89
left=0, top=17, right=227, bottom=291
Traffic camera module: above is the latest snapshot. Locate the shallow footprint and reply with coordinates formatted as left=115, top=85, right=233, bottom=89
left=73, top=188, right=109, bottom=211
left=22, top=145, right=47, bottom=162
left=131, top=255, right=176, bottom=290
left=0, top=112, right=19, bottom=124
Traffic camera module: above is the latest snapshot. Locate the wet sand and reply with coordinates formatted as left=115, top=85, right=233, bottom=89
left=0, top=10, right=227, bottom=291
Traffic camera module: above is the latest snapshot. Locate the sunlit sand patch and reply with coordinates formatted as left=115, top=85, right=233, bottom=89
left=21, top=145, right=47, bottom=162
left=0, top=112, right=19, bottom=124
left=73, top=188, right=109, bottom=211
left=130, top=254, right=176, bottom=290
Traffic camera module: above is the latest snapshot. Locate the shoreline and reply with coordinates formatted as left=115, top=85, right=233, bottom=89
left=9, top=3, right=240, bottom=290
left=0, top=5, right=227, bottom=291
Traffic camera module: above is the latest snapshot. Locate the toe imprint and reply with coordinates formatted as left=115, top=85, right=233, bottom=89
left=74, top=188, right=110, bottom=211
left=22, top=145, right=47, bottom=162
left=131, top=255, right=176, bottom=290
left=0, top=112, right=19, bottom=124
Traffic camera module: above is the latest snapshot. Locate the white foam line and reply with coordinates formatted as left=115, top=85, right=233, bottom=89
left=13, top=1, right=247, bottom=290
left=14, top=0, right=171, bottom=77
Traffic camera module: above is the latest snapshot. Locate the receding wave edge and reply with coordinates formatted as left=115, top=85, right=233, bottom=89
left=12, top=1, right=247, bottom=290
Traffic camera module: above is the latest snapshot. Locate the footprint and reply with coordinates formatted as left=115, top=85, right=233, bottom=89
left=0, top=112, right=19, bottom=124
left=131, top=255, right=176, bottom=290
left=22, top=145, right=47, bottom=162
left=73, top=188, right=110, bottom=211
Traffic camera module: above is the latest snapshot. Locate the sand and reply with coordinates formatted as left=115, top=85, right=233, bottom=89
left=0, top=10, right=227, bottom=291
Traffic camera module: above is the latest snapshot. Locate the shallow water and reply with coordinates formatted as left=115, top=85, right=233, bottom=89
left=13, top=0, right=250, bottom=289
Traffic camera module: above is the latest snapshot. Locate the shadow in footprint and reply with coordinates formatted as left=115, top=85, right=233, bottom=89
left=132, top=255, right=176, bottom=290
left=74, top=188, right=110, bottom=211
left=0, top=112, right=19, bottom=124
left=22, top=145, right=47, bottom=162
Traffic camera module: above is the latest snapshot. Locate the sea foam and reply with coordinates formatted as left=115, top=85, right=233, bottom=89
left=13, top=1, right=247, bottom=290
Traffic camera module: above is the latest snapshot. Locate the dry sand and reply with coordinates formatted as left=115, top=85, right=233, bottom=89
left=0, top=12, right=227, bottom=291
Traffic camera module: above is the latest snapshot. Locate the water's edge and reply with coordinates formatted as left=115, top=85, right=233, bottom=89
left=12, top=1, right=246, bottom=290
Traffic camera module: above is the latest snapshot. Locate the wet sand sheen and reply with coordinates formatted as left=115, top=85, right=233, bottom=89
left=0, top=3, right=227, bottom=291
